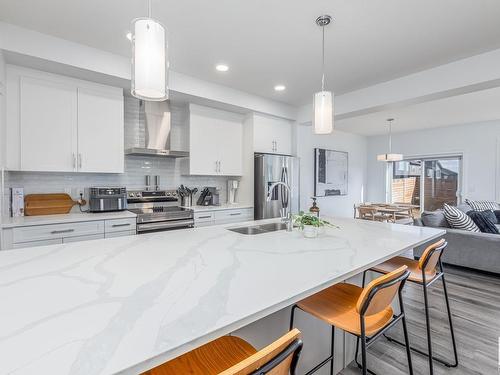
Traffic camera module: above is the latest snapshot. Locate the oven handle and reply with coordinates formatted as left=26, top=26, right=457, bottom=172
left=137, top=219, right=194, bottom=232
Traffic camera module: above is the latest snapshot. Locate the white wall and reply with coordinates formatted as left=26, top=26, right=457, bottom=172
left=366, top=121, right=500, bottom=203
left=296, top=125, right=367, bottom=218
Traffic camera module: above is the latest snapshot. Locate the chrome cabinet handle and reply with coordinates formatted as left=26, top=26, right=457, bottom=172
left=215, top=161, right=218, bottom=173
left=112, top=223, right=131, bottom=228
left=198, top=215, right=212, bottom=219
left=72, top=153, right=77, bottom=169
left=78, top=153, right=82, bottom=169
left=229, top=212, right=241, bottom=216
left=51, top=229, right=75, bottom=234
left=218, top=161, right=221, bottom=173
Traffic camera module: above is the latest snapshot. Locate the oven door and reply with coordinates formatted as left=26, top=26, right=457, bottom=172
left=136, top=219, right=194, bottom=233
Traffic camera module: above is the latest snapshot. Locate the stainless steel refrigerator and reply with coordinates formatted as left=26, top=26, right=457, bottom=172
left=254, top=153, right=300, bottom=220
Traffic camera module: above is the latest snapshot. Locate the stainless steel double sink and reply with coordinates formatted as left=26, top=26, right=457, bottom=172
left=228, top=222, right=288, bottom=235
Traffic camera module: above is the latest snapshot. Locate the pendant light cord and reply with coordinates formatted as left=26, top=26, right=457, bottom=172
left=147, top=0, right=152, bottom=18
left=321, top=25, right=325, bottom=92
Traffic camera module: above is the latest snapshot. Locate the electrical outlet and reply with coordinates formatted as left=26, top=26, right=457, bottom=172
left=77, top=188, right=84, bottom=197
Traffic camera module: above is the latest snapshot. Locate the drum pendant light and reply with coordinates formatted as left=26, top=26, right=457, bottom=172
left=313, top=15, right=334, bottom=134
left=131, top=0, right=169, bottom=101
left=377, top=118, right=403, bottom=161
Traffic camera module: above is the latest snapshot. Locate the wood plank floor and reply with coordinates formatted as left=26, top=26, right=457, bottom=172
left=341, top=265, right=500, bottom=375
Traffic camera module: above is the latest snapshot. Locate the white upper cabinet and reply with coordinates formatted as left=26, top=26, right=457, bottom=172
left=19, top=76, right=77, bottom=172
left=5, top=66, right=124, bottom=173
left=186, top=104, right=243, bottom=176
left=77, top=87, right=124, bottom=173
left=253, top=113, right=293, bottom=155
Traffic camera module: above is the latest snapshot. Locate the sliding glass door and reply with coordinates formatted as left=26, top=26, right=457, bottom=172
left=390, top=156, right=462, bottom=214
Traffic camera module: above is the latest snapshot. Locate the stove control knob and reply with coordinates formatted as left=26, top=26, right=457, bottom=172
left=166, top=192, right=171, bottom=196
left=129, top=193, right=134, bottom=197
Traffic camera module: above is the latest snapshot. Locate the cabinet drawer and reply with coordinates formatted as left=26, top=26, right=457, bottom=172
left=105, top=230, right=136, bottom=238
left=194, top=212, right=215, bottom=223
left=214, top=208, right=253, bottom=223
left=12, top=238, right=63, bottom=249
left=105, top=218, right=137, bottom=233
left=12, top=221, right=104, bottom=243
left=63, top=233, right=104, bottom=243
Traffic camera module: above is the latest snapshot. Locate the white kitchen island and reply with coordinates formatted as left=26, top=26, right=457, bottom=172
left=0, top=217, right=444, bottom=375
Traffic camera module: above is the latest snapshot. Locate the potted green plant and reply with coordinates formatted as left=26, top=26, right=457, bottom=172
left=293, top=211, right=338, bottom=238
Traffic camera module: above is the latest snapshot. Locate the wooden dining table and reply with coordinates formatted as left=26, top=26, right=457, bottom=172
left=357, top=203, right=420, bottom=222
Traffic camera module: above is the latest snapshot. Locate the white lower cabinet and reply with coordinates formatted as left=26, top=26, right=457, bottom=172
left=63, top=234, right=105, bottom=243
left=105, top=230, right=137, bottom=238
left=194, top=208, right=253, bottom=227
left=2, top=217, right=136, bottom=250
left=12, top=238, right=62, bottom=249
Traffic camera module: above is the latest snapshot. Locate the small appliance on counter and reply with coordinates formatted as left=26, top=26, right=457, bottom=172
left=227, top=180, right=239, bottom=204
left=9, top=188, right=24, bottom=217
left=196, top=187, right=220, bottom=206
left=127, top=189, right=194, bottom=233
left=88, top=187, right=127, bottom=212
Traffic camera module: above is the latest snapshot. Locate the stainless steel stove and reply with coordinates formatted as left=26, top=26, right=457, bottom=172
left=127, top=190, right=194, bottom=233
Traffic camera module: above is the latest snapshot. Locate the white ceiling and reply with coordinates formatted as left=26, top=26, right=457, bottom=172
left=336, top=86, right=500, bottom=136
left=1, top=0, right=500, bottom=106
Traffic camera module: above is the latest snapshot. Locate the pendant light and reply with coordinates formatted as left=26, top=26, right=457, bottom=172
left=131, top=0, right=168, bottom=101
left=313, top=15, right=334, bottom=134
left=377, top=118, right=403, bottom=161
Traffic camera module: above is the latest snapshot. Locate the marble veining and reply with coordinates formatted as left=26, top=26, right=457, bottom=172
left=0, top=218, right=444, bottom=375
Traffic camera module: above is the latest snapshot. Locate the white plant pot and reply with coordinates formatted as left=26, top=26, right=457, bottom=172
left=302, top=225, right=318, bottom=238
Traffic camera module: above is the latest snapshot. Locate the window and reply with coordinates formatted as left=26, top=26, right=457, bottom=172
left=389, top=156, right=462, bottom=214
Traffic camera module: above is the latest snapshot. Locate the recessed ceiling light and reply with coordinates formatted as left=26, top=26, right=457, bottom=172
left=274, top=85, right=286, bottom=92
left=126, top=32, right=132, bottom=41
left=216, top=64, right=229, bottom=72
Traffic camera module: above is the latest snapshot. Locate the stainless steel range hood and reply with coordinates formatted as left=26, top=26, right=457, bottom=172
left=125, top=100, right=189, bottom=158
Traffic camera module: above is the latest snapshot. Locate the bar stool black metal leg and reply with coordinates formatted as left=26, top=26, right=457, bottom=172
left=354, top=336, right=377, bottom=374
left=422, top=282, right=434, bottom=375
left=362, top=270, right=367, bottom=287
left=441, top=272, right=459, bottom=367
left=361, top=331, right=368, bottom=375
left=290, top=304, right=297, bottom=330
left=399, top=290, right=414, bottom=375
left=290, top=304, right=335, bottom=375
left=329, top=326, right=335, bottom=375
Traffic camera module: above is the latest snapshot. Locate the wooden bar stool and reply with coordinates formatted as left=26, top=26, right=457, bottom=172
left=367, top=239, right=458, bottom=375
left=142, top=328, right=303, bottom=375
left=290, top=266, right=413, bottom=375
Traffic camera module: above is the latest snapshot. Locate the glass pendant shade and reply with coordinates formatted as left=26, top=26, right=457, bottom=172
left=377, top=118, right=403, bottom=161
left=313, top=90, right=333, bottom=134
left=131, top=17, right=168, bottom=101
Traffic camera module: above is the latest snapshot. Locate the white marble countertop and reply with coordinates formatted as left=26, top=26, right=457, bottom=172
left=180, top=203, right=253, bottom=212
left=1, top=211, right=137, bottom=228
left=0, top=217, right=444, bottom=375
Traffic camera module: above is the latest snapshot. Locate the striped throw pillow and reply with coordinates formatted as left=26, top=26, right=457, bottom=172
left=443, top=204, right=480, bottom=232
left=465, top=199, right=499, bottom=211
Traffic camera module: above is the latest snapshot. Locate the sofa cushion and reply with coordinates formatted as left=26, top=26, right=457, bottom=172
left=467, top=211, right=500, bottom=234
left=443, top=204, right=480, bottom=232
left=481, top=210, right=498, bottom=225
left=465, top=199, right=500, bottom=211
left=495, top=210, right=500, bottom=223
left=421, top=210, right=450, bottom=228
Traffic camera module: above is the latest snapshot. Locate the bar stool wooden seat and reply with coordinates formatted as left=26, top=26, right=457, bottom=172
left=290, top=266, right=413, bottom=375
left=368, top=239, right=458, bottom=375
left=142, top=328, right=303, bottom=375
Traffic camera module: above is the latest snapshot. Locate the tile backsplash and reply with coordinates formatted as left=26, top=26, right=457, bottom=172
left=2, top=96, right=235, bottom=215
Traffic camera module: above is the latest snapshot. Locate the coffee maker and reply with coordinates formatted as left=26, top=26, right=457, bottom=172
left=227, top=180, right=239, bottom=204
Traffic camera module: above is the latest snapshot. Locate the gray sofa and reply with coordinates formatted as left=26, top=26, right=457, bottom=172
left=413, top=204, right=500, bottom=274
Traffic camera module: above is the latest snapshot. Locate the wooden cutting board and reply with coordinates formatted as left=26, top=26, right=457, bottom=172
left=24, top=193, right=78, bottom=216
